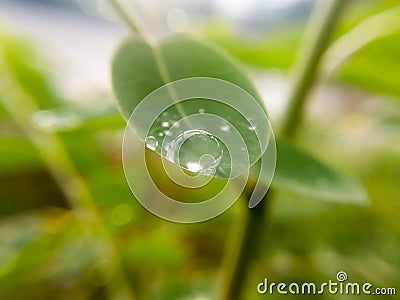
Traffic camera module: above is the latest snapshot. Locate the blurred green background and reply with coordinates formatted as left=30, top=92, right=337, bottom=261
left=0, top=0, right=399, bottom=299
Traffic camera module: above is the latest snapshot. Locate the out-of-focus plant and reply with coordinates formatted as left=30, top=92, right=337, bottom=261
left=0, top=0, right=399, bottom=299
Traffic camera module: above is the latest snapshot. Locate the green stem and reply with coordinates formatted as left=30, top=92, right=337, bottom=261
left=108, top=0, right=156, bottom=45
left=281, top=0, right=346, bottom=138
left=218, top=189, right=272, bottom=300
left=219, top=1, right=347, bottom=299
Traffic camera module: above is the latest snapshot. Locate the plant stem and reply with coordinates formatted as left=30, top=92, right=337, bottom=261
left=219, top=1, right=347, bottom=299
left=218, top=188, right=272, bottom=300
left=281, top=0, right=347, bottom=138
left=108, top=0, right=156, bottom=45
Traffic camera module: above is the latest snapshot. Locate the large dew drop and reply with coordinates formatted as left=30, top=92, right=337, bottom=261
left=164, top=129, right=223, bottom=176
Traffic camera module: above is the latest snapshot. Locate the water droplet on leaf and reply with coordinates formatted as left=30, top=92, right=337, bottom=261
left=248, top=118, right=257, bottom=131
left=145, top=136, right=158, bottom=151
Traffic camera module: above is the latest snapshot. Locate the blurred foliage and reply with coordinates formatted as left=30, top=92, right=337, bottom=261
left=0, top=0, right=399, bottom=299
left=206, top=0, right=400, bottom=100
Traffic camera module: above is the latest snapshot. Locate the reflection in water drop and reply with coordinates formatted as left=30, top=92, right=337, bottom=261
left=164, top=129, right=222, bottom=176
left=162, top=121, right=169, bottom=128
left=220, top=125, right=230, bottom=132
left=145, top=136, right=158, bottom=151
left=187, top=162, right=201, bottom=173
left=198, top=108, right=205, bottom=114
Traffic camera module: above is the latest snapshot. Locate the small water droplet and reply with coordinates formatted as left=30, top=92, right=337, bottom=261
left=32, top=110, right=58, bottom=129
left=162, top=121, right=169, bottom=128
left=248, top=118, right=257, bottom=131
left=159, top=132, right=164, bottom=137
left=31, top=110, right=80, bottom=132
left=145, top=136, right=158, bottom=150
left=198, top=108, right=205, bottom=114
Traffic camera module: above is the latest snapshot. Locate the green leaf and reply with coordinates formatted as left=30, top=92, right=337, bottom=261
left=112, top=35, right=270, bottom=178
left=273, top=139, right=369, bottom=205
left=112, top=34, right=368, bottom=204
left=205, top=25, right=301, bottom=70
left=336, top=33, right=400, bottom=99
left=0, top=32, right=63, bottom=109
left=323, top=5, right=400, bottom=76
left=112, top=35, right=265, bottom=120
